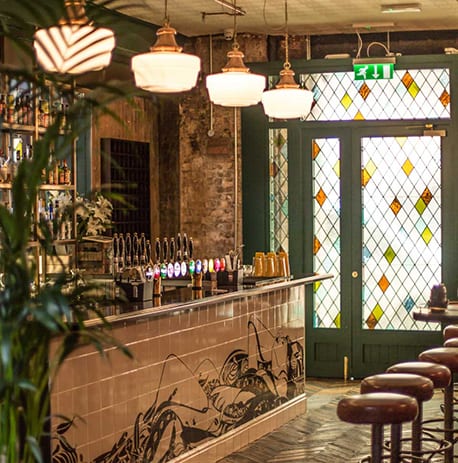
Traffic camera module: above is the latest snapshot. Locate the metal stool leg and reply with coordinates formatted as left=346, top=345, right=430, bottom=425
left=372, top=423, right=383, bottom=463
left=390, top=423, right=402, bottom=463
left=444, top=381, right=454, bottom=463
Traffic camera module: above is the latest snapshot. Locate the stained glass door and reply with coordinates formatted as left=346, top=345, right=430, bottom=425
left=306, top=129, right=444, bottom=379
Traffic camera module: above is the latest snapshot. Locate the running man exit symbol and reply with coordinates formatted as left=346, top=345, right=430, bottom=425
left=353, top=63, right=394, bottom=80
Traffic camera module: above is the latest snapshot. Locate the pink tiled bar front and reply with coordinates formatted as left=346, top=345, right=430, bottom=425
left=50, top=274, right=332, bottom=462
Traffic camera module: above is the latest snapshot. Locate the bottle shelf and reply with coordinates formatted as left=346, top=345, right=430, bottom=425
left=39, top=184, right=75, bottom=191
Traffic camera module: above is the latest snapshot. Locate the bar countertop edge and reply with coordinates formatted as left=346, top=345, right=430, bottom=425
left=87, top=273, right=334, bottom=328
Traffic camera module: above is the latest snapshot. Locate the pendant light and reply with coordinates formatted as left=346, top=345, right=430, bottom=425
left=261, top=0, right=313, bottom=119
left=131, top=0, right=201, bottom=93
left=206, top=1, right=265, bottom=107
left=34, top=0, right=115, bottom=75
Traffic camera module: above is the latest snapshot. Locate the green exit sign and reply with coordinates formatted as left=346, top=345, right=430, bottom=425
left=354, top=63, right=394, bottom=80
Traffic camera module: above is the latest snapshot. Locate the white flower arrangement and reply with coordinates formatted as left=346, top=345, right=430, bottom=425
left=49, top=191, right=113, bottom=238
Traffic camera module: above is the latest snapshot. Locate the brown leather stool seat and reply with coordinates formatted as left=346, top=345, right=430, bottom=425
left=443, top=325, right=458, bottom=341
left=361, top=373, right=434, bottom=459
left=444, top=337, right=458, bottom=347
left=419, top=346, right=458, bottom=463
left=387, top=361, right=451, bottom=389
left=337, top=392, right=418, bottom=463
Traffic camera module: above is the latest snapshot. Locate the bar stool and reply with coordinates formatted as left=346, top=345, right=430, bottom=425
left=360, top=373, right=434, bottom=460
left=443, top=325, right=458, bottom=342
left=419, top=346, right=458, bottom=463
left=386, top=361, right=452, bottom=459
left=337, top=392, right=418, bottom=463
left=444, top=337, right=458, bottom=347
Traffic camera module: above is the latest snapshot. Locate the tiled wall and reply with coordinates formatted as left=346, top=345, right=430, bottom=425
left=51, top=285, right=306, bottom=462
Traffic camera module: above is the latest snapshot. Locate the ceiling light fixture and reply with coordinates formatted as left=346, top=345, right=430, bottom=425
left=261, top=0, right=313, bottom=119
left=131, top=0, right=201, bottom=93
left=381, top=3, right=422, bottom=13
left=213, top=0, right=246, bottom=16
left=206, top=1, right=265, bottom=107
left=34, top=0, right=115, bottom=75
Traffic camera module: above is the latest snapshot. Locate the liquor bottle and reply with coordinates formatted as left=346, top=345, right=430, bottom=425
left=59, top=160, right=65, bottom=185
left=53, top=159, right=59, bottom=185
left=0, top=94, right=6, bottom=120
left=63, top=160, right=71, bottom=184
left=7, top=93, right=14, bottom=124
left=14, top=94, right=22, bottom=125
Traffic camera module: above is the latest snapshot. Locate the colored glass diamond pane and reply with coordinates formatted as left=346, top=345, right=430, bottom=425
left=402, top=158, right=414, bottom=176
left=312, top=140, right=321, bottom=159
left=378, top=275, right=390, bottom=293
left=334, top=313, right=341, bottom=329
left=365, top=159, right=377, bottom=177
left=366, top=313, right=377, bottom=329
left=402, top=71, right=414, bottom=89
left=415, top=198, right=426, bottom=215
left=341, top=92, right=353, bottom=110
left=421, top=227, right=433, bottom=244
left=313, top=236, right=322, bottom=254
left=362, top=168, right=371, bottom=187
left=390, top=196, right=402, bottom=215
left=404, top=296, right=415, bottom=313
left=359, top=83, right=371, bottom=100
left=440, top=90, right=451, bottom=107
left=384, top=246, right=396, bottom=264
left=333, top=160, right=340, bottom=178
left=315, top=187, right=327, bottom=207
left=421, top=187, right=433, bottom=206
left=270, top=161, right=279, bottom=178
left=354, top=110, right=365, bottom=120
left=408, top=81, right=420, bottom=98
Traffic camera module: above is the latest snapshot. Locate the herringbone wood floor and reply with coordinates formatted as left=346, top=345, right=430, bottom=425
left=217, top=379, right=447, bottom=463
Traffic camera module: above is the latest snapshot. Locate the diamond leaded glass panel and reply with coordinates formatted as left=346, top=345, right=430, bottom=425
left=361, top=136, right=442, bottom=331
left=269, top=128, right=289, bottom=253
left=312, top=138, right=341, bottom=328
left=299, top=68, right=450, bottom=121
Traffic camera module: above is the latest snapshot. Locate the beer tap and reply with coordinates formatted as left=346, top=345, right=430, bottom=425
left=112, top=233, right=119, bottom=275
left=118, top=233, right=125, bottom=271
left=140, top=232, right=147, bottom=265
left=146, top=239, right=152, bottom=265
left=132, top=232, right=139, bottom=267
left=125, top=232, right=132, bottom=268
left=181, top=233, right=188, bottom=277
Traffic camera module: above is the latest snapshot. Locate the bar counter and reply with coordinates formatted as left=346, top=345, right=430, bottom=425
left=51, top=273, right=332, bottom=463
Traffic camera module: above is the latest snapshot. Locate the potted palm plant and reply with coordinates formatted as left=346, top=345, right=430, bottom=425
left=0, top=1, right=141, bottom=461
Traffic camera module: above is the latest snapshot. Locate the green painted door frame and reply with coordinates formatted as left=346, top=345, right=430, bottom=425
left=242, top=54, right=458, bottom=378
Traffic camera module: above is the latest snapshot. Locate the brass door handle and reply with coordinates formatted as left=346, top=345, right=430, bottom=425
left=352, top=271, right=358, bottom=278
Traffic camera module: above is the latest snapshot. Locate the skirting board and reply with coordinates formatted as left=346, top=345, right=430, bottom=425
left=171, top=393, right=307, bottom=463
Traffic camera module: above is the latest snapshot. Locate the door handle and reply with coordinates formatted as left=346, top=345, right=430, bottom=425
left=352, top=271, right=358, bottom=278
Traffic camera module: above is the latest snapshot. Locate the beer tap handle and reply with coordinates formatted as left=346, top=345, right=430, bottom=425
left=189, top=236, right=193, bottom=259
left=125, top=233, right=132, bottom=267
left=170, top=237, right=176, bottom=262
left=162, top=237, right=168, bottom=263
left=118, top=233, right=125, bottom=270
left=133, top=232, right=139, bottom=266
left=176, top=233, right=182, bottom=261
left=183, top=233, right=188, bottom=261
left=155, top=238, right=161, bottom=263
left=145, top=239, right=152, bottom=264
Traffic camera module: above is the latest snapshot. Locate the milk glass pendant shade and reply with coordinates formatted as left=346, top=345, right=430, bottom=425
left=34, top=0, right=115, bottom=75
left=261, top=0, right=313, bottom=119
left=131, top=22, right=201, bottom=93
left=262, top=64, right=314, bottom=119
left=206, top=43, right=266, bottom=107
